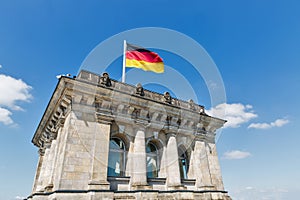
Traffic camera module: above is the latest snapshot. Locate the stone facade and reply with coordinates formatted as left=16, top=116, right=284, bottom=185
left=27, top=70, right=231, bottom=200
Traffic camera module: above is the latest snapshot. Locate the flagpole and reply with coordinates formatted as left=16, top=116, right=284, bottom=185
left=122, top=40, right=127, bottom=83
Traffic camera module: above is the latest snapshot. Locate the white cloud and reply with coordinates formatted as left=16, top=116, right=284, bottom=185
left=206, top=103, right=257, bottom=128
left=0, top=107, right=13, bottom=125
left=15, top=196, right=26, bottom=200
left=0, top=64, right=2, bottom=68
left=230, top=187, right=291, bottom=200
left=223, top=150, right=251, bottom=160
left=0, top=74, right=32, bottom=110
left=248, top=118, right=289, bottom=129
left=0, top=74, right=32, bottom=125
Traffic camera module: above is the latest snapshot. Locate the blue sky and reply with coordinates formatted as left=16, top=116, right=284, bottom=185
left=0, top=1, right=300, bottom=199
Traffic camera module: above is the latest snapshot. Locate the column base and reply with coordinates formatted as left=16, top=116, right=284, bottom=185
left=88, top=180, right=110, bottom=190
left=44, top=183, right=54, bottom=192
left=197, top=185, right=216, bottom=191
left=131, top=184, right=152, bottom=190
left=168, top=185, right=187, bottom=190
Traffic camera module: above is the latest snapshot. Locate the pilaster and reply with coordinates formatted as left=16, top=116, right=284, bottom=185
left=188, top=139, right=214, bottom=190
left=54, top=111, right=74, bottom=190
left=31, top=149, right=45, bottom=193
left=88, top=122, right=111, bottom=190
left=46, top=127, right=63, bottom=191
left=206, top=142, right=225, bottom=191
left=165, top=133, right=182, bottom=189
left=158, top=144, right=167, bottom=178
left=43, top=139, right=57, bottom=192
left=125, top=126, right=134, bottom=177
left=130, top=123, right=151, bottom=190
left=35, top=146, right=51, bottom=192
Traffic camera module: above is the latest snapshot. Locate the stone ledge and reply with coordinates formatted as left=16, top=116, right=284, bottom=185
left=130, top=184, right=153, bottom=190
left=26, top=189, right=231, bottom=200
left=88, top=180, right=110, bottom=190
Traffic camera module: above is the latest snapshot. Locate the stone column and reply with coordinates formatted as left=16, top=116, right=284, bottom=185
left=206, top=142, right=225, bottom=191
left=166, top=133, right=182, bottom=189
left=158, top=145, right=167, bottom=178
left=44, top=140, right=57, bottom=191
left=157, top=133, right=167, bottom=178
left=125, top=138, right=134, bottom=177
left=124, top=125, right=134, bottom=177
left=31, top=149, right=45, bottom=193
left=53, top=112, right=73, bottom=190
left=88, top=122, right=111, bottom=190
left=188, top=140, right=214, bottom=190
left=35, top=145, right=51, bottom=192
left=46, top=129, right=62, bottom=191
left=130, top=126, right=150, bottom=189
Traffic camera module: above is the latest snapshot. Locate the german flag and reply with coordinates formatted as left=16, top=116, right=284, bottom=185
left=126, top=43, right=164, bottom=73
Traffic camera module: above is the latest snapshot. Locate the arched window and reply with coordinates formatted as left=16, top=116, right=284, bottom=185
left=108, top=138, right=126, bottom=177
left=146, top=142, right=159, bottom=178
left=178, top=148, right=188, bottom=179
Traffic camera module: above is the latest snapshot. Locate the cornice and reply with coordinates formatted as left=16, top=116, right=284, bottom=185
left=32, top=70, right=226, bottom=149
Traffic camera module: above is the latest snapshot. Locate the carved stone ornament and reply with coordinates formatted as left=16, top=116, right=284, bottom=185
left=99, top=72, right=112, bottom=87
left=135, top=83, right=144, bottom=96
left=131, top=108, right=141, bottom=119
left=163, top=92, right=172, bottom=104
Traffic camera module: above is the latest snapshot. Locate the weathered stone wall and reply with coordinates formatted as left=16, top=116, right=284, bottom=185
left=27, top=70, right=231, bottom=200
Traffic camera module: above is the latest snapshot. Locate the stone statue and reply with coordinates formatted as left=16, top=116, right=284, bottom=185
left=163, top=92, right=172, bottom=104
left=99, top=72, right=112, bottom=87
left=188, top=99, right=196, bottom=111
left=135, top=83, right=144, bottom=96
left=199, top=106, right=207, bottom=115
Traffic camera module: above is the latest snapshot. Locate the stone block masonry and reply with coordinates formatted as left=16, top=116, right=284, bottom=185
left=27, top=70, right=231, bottom=200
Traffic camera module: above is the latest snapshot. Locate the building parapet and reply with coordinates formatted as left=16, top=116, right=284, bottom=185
left=32, top=70, right=226, bottom=150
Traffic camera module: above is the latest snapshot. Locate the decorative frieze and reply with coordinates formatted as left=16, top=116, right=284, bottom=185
left=33, top=70, right=224, bottom=149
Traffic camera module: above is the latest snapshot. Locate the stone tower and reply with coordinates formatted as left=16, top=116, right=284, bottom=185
left=27, top=70, right=231, bottom=200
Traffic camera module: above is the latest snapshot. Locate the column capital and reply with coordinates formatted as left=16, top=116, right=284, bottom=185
left=38, top=148, right=45, bottom=156
left=166, top=132, right=177, bottom=141
left=194, top=135, right=205, bottom=142
left=96, top=113, right=114, bottom=124
left=133, top=120, right=150, bottom=131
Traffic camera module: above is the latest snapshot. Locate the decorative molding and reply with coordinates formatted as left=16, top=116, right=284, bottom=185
left=32, top=70, right=226, bottom=148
